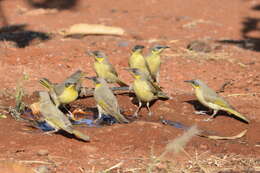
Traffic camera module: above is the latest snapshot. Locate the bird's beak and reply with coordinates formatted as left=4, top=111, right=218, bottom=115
left=86, top=51, right=96, bottom=57
left=163, top=46, right=170, bottom=49
left=184, top=80, right=193, bottom=84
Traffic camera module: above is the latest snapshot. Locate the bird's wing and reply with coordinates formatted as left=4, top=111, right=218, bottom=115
left=144, top=79, right=158, bottom=95
left=39, top=92, right=73, bottom=132
left=54, top=83, right=66, bottom=96
left=202, top=86, right=232, bottom=109
left=95, top=86, right=120, bottom=112
left=104, top=60, right=118, bottom=76
left=109, top=63, right=118, bottom=76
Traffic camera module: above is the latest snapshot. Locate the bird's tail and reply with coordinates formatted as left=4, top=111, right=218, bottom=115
left=117, top=79, right=129, bottom=87
left=114, top=112, right=130, bottom=123
left=39, top=78, right=53, bottom=89
left=224, top=108, right=250, bottom=123
left=157, top=91, right=170, bottom=99
left=72, top=129, right=90, bottom=142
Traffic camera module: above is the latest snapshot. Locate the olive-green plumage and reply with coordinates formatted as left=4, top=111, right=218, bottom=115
left=128, top=45, right=155, bottom=81
left=185, top=79, right=249, bottom=123
left=39, top=70, right=84, bottom=106
left=127, top=68, right=169, bottom=117
left=90, top=51, right=128, bottom=87
left=146, top=45, right=169, bottom=82
left=88, top=77, right=129, bottom=123
left=39, top=91, right=90, bottom=141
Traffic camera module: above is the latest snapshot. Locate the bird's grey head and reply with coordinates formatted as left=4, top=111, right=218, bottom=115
left=184, top=79, right=205, bottom=88
left=89, top=50, right=106, bottom=58
left=151, top=45, right=170, bottom=52
left=132, top=45, right=145, bottom=52
left=126, top=68, right=142, bottom=76
left=86, top=76, right=107, bottom=85
left=64, top=80, right=77, bottom=87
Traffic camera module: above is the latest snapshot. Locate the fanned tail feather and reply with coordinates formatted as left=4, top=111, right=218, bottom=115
left=72, top=130, right=90, bottom=141
left=39, top=78, right=53, bottom=89
left=225, top=108, right=250, bottom=123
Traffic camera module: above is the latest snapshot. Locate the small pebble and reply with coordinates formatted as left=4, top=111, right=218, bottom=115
left=37, top=149, right=49, bottom=156
left=117, top=41, right=129, bottom=47
left=35, top=165, right=50, bottom=173
left=187, top=40, right=211, bottom=53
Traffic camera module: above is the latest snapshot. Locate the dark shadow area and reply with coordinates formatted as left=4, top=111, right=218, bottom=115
left=251, top=4, right=260, bottom=10
left=26, top=0, right=78, bottom=10
left=186, top=100, right=210, bottom=113
left=185, top=100, right=230, bottom=118
left=0, top=24, right=50, bottom=48
left=58, top=130, right=88, bottom=142
left=185, top=100, right=249, bottom=123
left=218, top=38, right=260, bottom=51
left=217, top=4, right=260, bottom=52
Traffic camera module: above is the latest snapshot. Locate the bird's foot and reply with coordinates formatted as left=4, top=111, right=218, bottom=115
left=43, top=130, right=57, bottom=136
left=133, top=112, right=139, bottom=118
left=202, top=117, right=214, bottom=122
left=148, top=112, right=153, bottom=117
left=194, top=111, right=208, bottom=115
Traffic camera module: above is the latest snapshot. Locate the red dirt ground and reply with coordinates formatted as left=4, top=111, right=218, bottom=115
left=0, top=0, right=259, bottom=172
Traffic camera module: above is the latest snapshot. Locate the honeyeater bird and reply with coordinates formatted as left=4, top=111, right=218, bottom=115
left=184, top=79, right=249, bottom=123
left=127, top=68, right=169, bottom=117
left=39, top=70, right=85, bottom=107
left=128, top=45, right=155, bottom=81
left=39, top=91, right=90, bottom=141
left=146, top=45, right=169, bottom=83
left=89, top=50, right=128, bottom=87
left=86, top=77, right=129, bottom=123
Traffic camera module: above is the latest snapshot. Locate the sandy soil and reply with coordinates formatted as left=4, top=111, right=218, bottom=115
left=0, top=0, right=259, bottom=172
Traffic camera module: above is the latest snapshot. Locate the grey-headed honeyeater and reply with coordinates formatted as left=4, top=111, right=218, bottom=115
left=39, top=91, right=90, bottom=141
left=184, top=79, right=249, bottom=123
left=146, top=45, right=169, bottom=83
left=39, top=70, right=85, bottom=107
left=89, top=50, right=128, bottom=87
left=128, top=45, right=155, bottom=81
left=127, top=68, right=169, bottom=117
left=86, top=77, right=129, bottom=123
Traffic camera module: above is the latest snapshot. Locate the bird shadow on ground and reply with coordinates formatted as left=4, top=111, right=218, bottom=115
left=26, top=0, right=78, bottom=10
left=217, top=4, right=260, bottom=52
left=186, top=100, right=229, bottom=117
left=185, top=100, right=249, bottom=123
left=0, top=24, right=50, bottom=48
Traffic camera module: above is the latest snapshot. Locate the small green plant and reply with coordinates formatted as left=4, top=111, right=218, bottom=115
left=9, top=73, right=29, bottom=120
left=15, top=73, right=29, bottom=112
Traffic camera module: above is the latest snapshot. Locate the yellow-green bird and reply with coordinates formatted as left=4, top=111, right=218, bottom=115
left=87, top=77, right=129, bottom=123
left=184, top=79, right=250, bottom=123
left=128, top=45, right=155, bottom=81
left=127, top=68, right=169, bottom=117
left=39, top=91, right=90, bottom=141
left=146, top=45, right=169, bottom=83
left=39, top=70, right=85, bottom=107
left=89, top=50, right=128, bottom=87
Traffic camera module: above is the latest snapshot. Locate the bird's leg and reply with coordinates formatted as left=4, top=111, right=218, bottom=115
left=134, top=100, right=142, bottom=117
left=97, top=105, right=103, bottom=120
left=156, top=71, right=160, bottom=83
left=62, top=105, right=75, bottom=120
left=204, top=109, right=218, bottom=121
left=146, top=102, right=153, bottom=116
